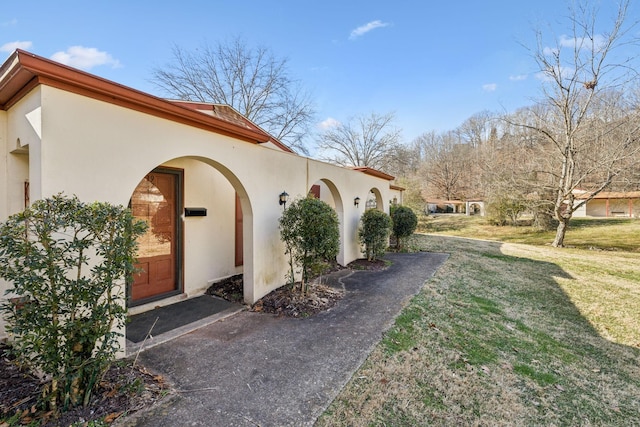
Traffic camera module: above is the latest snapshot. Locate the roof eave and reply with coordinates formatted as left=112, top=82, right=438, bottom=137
left=352, top=166, right=395, bottom=181
left=0, top=50, right=272, bottom=144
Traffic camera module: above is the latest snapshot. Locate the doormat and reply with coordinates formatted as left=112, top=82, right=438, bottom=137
left=127, top=295, right=235, bottom=343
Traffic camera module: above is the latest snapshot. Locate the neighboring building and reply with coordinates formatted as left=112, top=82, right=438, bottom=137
left=573, top=191, right=640, bottom=218
left=0, top=50, right=397, bottom=348
left=425, top=200, right=466, bottom=214
left=465, top=199, right=485, bottom=216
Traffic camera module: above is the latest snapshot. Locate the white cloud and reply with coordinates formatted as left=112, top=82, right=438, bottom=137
left=509, top=74, right=527, bottom=81
left=482, top=83, right=497, bottom=92
left=349, top=20, right=389, bottom=40
left=50, top=46, right=121, bottom=70
left=318, top=117, right=341, bottom=130
left=535, top=65, right=575, bottom=82
left=559, top=34, right=607, bottom=51
left=543, top=34, right=607, bottom=58
left=1, top=40, right=33, bottom=53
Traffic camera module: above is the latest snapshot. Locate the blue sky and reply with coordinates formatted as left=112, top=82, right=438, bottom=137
left=1, top=1, right=635, bottom=146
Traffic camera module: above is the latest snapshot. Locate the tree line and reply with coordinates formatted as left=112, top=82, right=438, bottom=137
left=151, top=1, right=640, bottom=247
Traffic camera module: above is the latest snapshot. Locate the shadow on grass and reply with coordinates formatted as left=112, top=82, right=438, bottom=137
left=367, top=234, right=640, bottom=425
left=568, top=217, right=636, bottom=229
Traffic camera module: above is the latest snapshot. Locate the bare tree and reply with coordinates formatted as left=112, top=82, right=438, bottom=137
left=151, top=37, right=315, bottom=154
left=418, top=131, right=473, bottom=201
left=458, top=110, right=495, bottom=148
left=315, top=112, right=401, bottom=171
left=517, top=0, right=640, bottom=247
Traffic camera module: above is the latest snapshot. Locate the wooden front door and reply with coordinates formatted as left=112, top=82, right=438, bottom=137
left=235, top=193, right=243, bottom=266
left=130, top=170, right=181, bottom=303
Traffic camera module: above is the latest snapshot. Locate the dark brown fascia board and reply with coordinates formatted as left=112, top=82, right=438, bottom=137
left=0, top=50, right=272, bottom=144
left=352, top=166, right=395, bottom=181
left=390, top=184, right=405, bottom=191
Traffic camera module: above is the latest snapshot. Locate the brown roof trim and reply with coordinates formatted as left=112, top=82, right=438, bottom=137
left=264, top=137, right=295, bottom=153
left=0, top=50, right=272, bottom=144
left=172, top=100, right=295, bottom=153
left=426, top=200, right=465, bottom=204
left=390, top=184, right=405, bottom=191
left=352, top=166, right=395, bottom=181
left=576, top=191, right=640, bottom=200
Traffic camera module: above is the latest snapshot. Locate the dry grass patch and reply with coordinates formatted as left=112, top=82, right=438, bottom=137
left=317, top=233, right=640, bottom=426
left=419, top=215, right=640, bottom=252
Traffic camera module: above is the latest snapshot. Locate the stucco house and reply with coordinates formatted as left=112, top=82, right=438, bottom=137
left=0, top=50, right=399, bottom=347
left=573, top=190, right=640, bottom=218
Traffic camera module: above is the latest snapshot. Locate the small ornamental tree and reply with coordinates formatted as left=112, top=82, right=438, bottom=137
left=279, top=197, right=340, bottom=294
left=486, top=195, right=527, bottom=226
left=390, top=205, right=418, bottom=250
left=358, top=209, right=392, bottom=261
left=0, top=194, right=146, bottom=411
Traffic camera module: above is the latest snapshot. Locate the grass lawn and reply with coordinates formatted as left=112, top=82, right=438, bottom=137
left=317, top=216, right=640, bottom=426
left=419, top=215, right=640, bottom=252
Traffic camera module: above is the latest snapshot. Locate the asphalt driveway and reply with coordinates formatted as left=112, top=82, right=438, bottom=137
left=120, top=251, right=448, bottom=427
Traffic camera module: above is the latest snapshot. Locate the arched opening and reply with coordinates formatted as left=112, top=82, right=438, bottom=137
left=308, top=178, right=346, bottom=265
left=465, top=200, right=485, bottom=217
left=127, top=156, right=254, bottom=307
left=366, top=188, right=384, bottom=212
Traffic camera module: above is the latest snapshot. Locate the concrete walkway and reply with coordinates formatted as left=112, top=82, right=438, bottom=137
left=120, top=252, right=448, bottom=427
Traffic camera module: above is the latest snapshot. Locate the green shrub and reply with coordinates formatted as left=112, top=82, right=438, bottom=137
left=359, top=209, right=392, bottom=261
left=279, top=197, right=340, bottom=294
left=0, top=194, right=146, bottom=411
left=391, top=205, right=418, bottom=250
left=486, top=196, right=527, bottom=226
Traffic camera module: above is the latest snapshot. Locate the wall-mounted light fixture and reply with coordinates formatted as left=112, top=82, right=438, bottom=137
left=392, top=196, right=398, bottom=205
left=279, top=191, right=289, bottom=209
left=354, top=196, right=360, bottom=207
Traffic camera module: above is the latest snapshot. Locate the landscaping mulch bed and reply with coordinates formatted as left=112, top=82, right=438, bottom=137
left=205, top=273, right=244, bottom=303
left=346, top=258, right=389, bottom=271
left=206, top=258, right=390, bottom=318
left=0, top=343, right=168, bottom=426
left=252, top=283, right=344, bottom=318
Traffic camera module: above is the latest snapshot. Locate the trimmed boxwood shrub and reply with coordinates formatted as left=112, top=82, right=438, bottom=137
left=391, top=205, right=418, bottom=250
left=359, top=209, right=392, bottom=261
left=279, top=197, right=340, bottom=294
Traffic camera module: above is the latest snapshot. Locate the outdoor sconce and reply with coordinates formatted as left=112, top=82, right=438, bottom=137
left=279, top=191, right=289, bottom=208
left=354, top=196, right=360, bottom=207
left=393, top=196, right=398, bottom=205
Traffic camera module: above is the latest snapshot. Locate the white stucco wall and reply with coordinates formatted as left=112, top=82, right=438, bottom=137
left=161, top=157, right=241, bottom=296
left=0, top=83, right=394, bottom=343
left=0, top=110, right=7, bottom=222
left=573, top=202, right=587, bottom=217
left=586, top=200, right=608, bottom=217
left=575, top=198, right=640, bottom=218
left=4, top=87, right=41, bottom=215
left=1, top=90, right=43, bottom=339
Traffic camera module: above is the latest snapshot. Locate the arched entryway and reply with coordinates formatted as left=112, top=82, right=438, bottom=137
left=466, top=200, right=485, bottom=217
left=308, top=178, right=346, bottom=265
left=127, top=156, right=254, bottom=307
left=366, top=188, right=384, bottom=211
